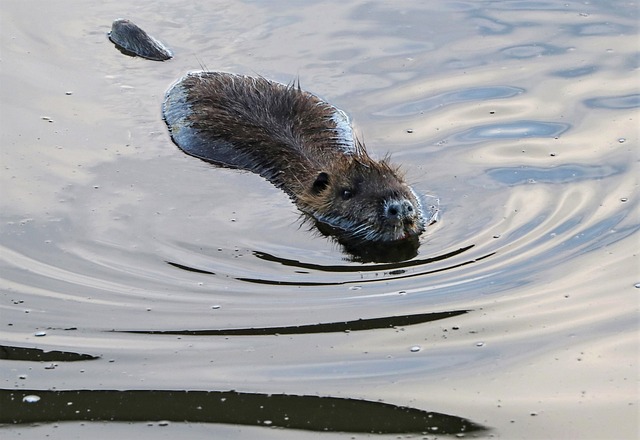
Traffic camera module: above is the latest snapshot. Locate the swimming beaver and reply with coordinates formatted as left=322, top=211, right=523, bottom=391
left=163, top=71, right=427, bottom=243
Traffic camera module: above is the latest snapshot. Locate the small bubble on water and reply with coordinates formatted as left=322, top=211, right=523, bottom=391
left=634, top=283, right=640, bottom=288
left=618, top=138, right=626, bottom=143
left=410, top=345, right=421, bottom=352
left=211, top=305, right=221, bottom=309
left=406, top=129, right=414, bottom=134
left=476, top=342, right=485, bottom=347
left=620, top=198, right=628, bottom=202
left=34, top=331, right=46, bottom=337
left=23, top=395, right=40, bottom=403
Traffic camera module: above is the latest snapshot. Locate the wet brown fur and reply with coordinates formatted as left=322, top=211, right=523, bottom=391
left=166, top=72, right=425, bottom=241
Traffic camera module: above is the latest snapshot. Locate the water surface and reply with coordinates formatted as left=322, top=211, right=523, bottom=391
left=1, top=1, right=638, bottom=438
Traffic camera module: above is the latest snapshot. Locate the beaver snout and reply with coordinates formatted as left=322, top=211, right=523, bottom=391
left=384, top=199, right=418, bottom=223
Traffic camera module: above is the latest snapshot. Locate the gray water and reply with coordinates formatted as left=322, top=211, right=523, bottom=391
left=1, top=1, right=638, bottom=439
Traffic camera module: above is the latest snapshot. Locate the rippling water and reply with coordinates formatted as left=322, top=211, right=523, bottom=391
left=1, top=1, right=638, bottom=439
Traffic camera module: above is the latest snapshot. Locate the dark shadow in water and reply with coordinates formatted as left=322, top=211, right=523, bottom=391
left=254, top=244, right=474, bottom=272
left=236, top=251, right=493, bottom=286
left=116, top=309, right=467, bottom=336
left=1, top=389, right=488, bottom=435
left=167, top=245, right=495, bottom=287
left=0, top=345, right=99, bottom=362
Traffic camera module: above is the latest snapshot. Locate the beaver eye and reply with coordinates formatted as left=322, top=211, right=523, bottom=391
left=341, top=189, right=354, bottom=200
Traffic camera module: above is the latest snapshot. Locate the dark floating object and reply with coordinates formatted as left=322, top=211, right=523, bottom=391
left=116, top=310, right=468, bottom=336
left=1, top=389, right=488, bottom=435
left=108, top=18, right=172, bottom=61
left=0, top=345, right=99, bottom=362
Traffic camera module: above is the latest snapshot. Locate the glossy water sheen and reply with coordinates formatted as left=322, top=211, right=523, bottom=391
left=1, top=1, right=638, bottom=439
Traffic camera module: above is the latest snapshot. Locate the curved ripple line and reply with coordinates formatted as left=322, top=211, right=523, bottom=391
left=233, top=251, right=494, bottom=286
left=115, top=310, right=468, bottom=335
left=0, top=345, right=99, bottom=362
left=1, top=389, right=487, bottom=434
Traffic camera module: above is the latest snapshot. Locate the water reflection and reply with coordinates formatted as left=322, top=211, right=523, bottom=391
left=584, top=94, right=640, bottom=110
left=487, top=164, right=624, bottom=186
left=1, top=389, right=488, bottom=435
left=118, top=309, right=468, bottom=335
left=376, top=86, right=524, bottom=116
left=454, top=120, right=570, bottom=143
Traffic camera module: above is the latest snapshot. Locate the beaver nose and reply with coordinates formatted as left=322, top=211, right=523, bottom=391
left=384, top=199, right=416, bottom=221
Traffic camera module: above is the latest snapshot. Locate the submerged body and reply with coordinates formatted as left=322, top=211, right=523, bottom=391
left=163, top=71, right=426, bottom=242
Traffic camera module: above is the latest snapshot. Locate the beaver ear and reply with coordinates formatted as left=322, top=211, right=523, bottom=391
left=312, top=172, right=330, bottom=194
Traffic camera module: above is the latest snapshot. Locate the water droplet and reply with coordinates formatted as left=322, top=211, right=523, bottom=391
left=410, top=345, right=421, bottom=352
left=34, top=331, right=46, bottom=337
left=618, top=138, right=626, bottom=143
left=23, top=395, right=40, bottom=403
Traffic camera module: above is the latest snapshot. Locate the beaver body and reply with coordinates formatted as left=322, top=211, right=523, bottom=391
left=163, top=71, right=426, bottom=242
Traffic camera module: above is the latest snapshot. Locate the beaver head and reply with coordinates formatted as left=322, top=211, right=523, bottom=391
left=298, top=154, right=426, bottom=242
